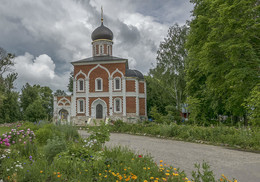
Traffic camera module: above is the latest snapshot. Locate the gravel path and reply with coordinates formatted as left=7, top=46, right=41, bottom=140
left=79, top=131, right=260, bottom=182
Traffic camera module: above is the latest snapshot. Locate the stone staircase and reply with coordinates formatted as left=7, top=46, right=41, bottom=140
left=87, top=118, right=109, bottom=126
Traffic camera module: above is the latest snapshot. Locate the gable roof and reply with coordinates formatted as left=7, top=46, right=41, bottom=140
left=71, top=56, right=127, bottom=64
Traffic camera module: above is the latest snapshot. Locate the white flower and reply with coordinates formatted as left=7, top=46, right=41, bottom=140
left=6, top=169, right=10, bottom=171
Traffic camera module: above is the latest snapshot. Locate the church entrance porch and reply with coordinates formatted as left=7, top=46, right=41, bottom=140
left=59, top=109, right=70, bottom=123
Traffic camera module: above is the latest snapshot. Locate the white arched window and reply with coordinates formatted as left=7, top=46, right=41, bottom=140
left=95, top=78, right=103, bottom=91
left=114, top=77, right=121, bottom=91
left=77, top=99, right=84, bottom=113
left=77, top=79, right=84, bottom=91
left=114, top=98, right=122, bottom=113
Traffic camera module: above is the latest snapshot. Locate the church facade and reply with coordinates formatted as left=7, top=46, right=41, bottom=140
left=53, top=16, right=147, bottom=125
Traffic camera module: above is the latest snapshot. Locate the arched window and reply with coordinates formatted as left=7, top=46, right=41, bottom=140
left=107, top=46, right=110, bottom=55
left=78, top=99, right=84, bottom=113
left=114, top=98, right=122, bottom=113
left=114, top=77, right=121, bottom=90
left=78, top=79, right=84, bottom=91
left=95, top=78, right=103, bottom=91
left=100, top=45, right=103, bottom=54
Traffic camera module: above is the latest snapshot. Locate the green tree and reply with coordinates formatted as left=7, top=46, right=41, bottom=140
left=67, top=71, right=73, bottom=93
left=0, top=47, right=20, bottom=123
left=24, top=99, right=47, bottom=122
left=20, top=83, right=53, bottom=121
left=54, top=89, right=67, bottom=96
left=148, top=24, right=188, bottom=120
left=186, top=0, right=260, bottom=125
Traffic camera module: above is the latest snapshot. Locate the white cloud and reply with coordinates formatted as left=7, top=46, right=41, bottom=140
left=14, top=53, right=70, bottom=91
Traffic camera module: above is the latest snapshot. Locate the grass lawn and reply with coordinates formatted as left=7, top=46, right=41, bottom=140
left=0, top=126, right=11, bottom=135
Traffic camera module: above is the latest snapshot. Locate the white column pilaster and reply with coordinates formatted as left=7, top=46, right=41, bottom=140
left=122, top=77, right=126, bottom=116
left=144, top=81, right=147, bottom=117
left=135, top=79, right=139, bottom=116
left=109, top=77, right=113, bottom=116
left=71, top=78, right=76, bottom=116
left=85, top=78, right=89, bottom=116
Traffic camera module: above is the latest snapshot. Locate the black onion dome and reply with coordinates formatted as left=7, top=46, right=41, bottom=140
left=125, top=69, right=144, bottom=79
left=91, top=23, right=113, bottom=41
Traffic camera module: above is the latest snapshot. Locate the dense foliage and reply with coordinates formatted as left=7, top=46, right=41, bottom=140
left=0, top=122, right=238, bottom=182
left=110, top=121, right=260, bottom=151
left=185, top=0, right=260, bottom=125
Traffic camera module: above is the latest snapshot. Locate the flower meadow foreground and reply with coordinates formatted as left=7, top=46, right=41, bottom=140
left=0, top=122, right=237, bottom=182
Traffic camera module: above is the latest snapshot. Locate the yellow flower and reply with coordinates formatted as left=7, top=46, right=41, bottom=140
left=53, top=172, right=56, bottom=175
left=143, top=167, right=146, bottom=170
left=165, top=173, right=170, bottom=176
left=132, top=158, right=135, bottom=160
left=166, top=170, right=170, bottom=172
left=107, top=165, right=110, bottom=167
left=234, top=180, right=237, bottom=182
left=148, top=167, right=150, bottom=170
left=124, top=168, right=127, bottom=171
left=162, top=178, right=167, bottom=181
left=160, top=164, right=163, bottom=167
left=104, top=175, right=107, bottom=178
left=125, top=176, right=131, bottom=181
left=85, top=169, right=88, bottom=172
left=57, top=175, right=61, bottom=178
left=132, top=175, right=137, bottom=180
left=174, top=168, right=177, bottom=171
left=160, top=160, right=163, bottom=163
left=144, top=180, right=148, bottom=182
left=220, top=178, right=223, bottom=182
left=118, top=175, right=123, bottom=180
left=154, top=180, right=158, bottom=182
left=40, top=170, right=43, bottom=173
left=99, top=173, right=101, bottom=176
left=150, top=177, right=154, bottom=180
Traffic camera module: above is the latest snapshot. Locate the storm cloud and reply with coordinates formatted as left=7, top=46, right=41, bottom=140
left=0, top=0, right=193, bottom=91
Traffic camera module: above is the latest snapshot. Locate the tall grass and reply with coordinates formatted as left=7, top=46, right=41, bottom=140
left=110, top=121, right=260, bottom=151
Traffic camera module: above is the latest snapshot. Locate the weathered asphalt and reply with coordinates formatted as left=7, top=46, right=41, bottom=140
left=79, top=131, right=260, bottom=182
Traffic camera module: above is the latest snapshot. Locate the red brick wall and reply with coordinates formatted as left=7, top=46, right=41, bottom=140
left=89, top=97, right=109, bottom=116
left=89, top=67, right=109, bottom=92
left=126, top=97, right=136, bottom=113
left=126, top=80, right=135, bottom=92
left=139, top=98, right=145, bottom=116
left=139, top=82, right=144, bottom=93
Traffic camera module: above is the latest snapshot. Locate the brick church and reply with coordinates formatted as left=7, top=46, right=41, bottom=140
left=53, top=12, right=147, bottom=125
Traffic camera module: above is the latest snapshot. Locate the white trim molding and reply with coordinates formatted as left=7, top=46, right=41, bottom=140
left=77, top=78, right=84, bottom=92
left=75, top=70, right=87, bottom=79
left=88, top=64, right=111, bottom=78
left=77, top=99, right=85, bottom=114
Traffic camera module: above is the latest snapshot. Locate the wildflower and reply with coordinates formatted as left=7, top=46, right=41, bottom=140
left=165, top=173, right=170, bottom=176
left=124, top=168, right=127, bottom=171
left=160, top=160, right=163, bottom=163
left=99, top=173, right=101, bottom=176
left=174, top=168, right=177, bottom=171
left=138, top=155, right=142, bottom=158
left=57, top=172, right=60, bottom=175
left=132, top=175, right=137, bottom=180
left=40, top=171, right=43, bottom=173
left=144, top=180, right=148, bottom=182
left=57, top=175, right=61, bottom=178
left=53, top=172, right=56, bottom=175
left=150, top=177, right=154, bottom=180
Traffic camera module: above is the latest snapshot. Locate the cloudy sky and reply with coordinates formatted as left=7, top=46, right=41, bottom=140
left=0, top=0, right=193, bottom=92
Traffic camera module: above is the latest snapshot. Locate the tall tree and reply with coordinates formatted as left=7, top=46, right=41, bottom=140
left=67, top=71, right=73, bottom=93
left=20, top=83, right=53, bottom=121
left=0, top=48, right=20, bottom=123
left=148, top=24, right=188, bottom=119
left=186, top=0, right=260, bottom=124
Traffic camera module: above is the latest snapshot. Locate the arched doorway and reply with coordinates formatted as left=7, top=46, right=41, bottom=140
left=96, top=104, right=103, bottom=119
left=59, top=109, right=69, bottom=121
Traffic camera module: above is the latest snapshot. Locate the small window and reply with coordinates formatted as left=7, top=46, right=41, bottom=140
left=78, top=100, right=84, bottom=113
left=114, top=98, right=121, bottom=113
left=79, top=80, right=84, bottom=91
left=100, top=45, right=103, bottom=54
left=95, top=78, right=103, bottom=91
left=114, top=77, right=121, bottom=90
left=108, top=46, right=110, bottom=55
left=96, top=45, right=98, bottom=54
left=78, top=79, right=84, bottom=91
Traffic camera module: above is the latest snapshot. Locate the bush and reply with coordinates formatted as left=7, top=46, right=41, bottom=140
left=44, top=136, right=67, bottom=162
left=35, top=124, right=62, bottom=145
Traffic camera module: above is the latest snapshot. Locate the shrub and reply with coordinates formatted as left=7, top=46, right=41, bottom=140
left=44, top=136, right=67, bottom=162
left=35, top=124, right=62, bottom=145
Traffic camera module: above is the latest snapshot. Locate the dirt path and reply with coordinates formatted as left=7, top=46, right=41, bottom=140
left=79, top=131, right=260, bottom=182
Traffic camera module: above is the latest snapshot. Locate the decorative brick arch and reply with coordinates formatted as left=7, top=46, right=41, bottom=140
left=111, top=68, right=124, bottom=78
left=75, top=70, right=87, bottom=80
left=88, top=64, right=110, bottom=78
left=58, top=97, right=71, bottom=106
